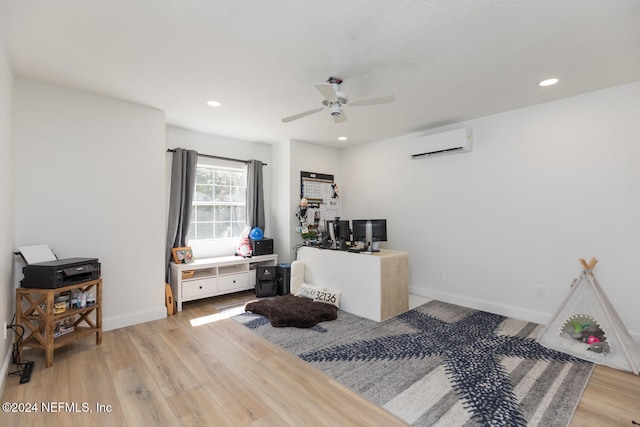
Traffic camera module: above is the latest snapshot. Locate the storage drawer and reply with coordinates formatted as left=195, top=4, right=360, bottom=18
left=219, top=273, right=249, bottom=292
left=182, top=277, right=217, bottom=300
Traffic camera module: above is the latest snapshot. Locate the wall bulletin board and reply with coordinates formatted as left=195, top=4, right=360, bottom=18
left=301, top=171, right=334, bottom=202
left=300, top=171, right=338, bottom=230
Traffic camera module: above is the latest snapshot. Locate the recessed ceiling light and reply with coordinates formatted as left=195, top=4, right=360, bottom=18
left=207, top=100, right=222, bottom=107
left=539, top=78, right=559, bottom=87
left=338, top=136, right=348, bottom=141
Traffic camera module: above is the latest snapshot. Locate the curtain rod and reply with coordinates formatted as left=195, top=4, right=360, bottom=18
left=166, top=148, right=267, bottom=166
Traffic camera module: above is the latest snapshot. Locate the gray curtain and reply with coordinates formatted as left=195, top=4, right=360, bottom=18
left=246, top=160, right=265, bottom=232
left=166, top=148, right=198, bottom=280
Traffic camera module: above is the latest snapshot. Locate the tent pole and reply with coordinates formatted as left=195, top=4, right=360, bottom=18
left=538, top=276, right=582, bottom=337
left=587, top=273, right=639, bottom=375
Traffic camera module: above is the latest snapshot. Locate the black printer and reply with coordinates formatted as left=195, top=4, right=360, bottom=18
left=21, top=258, right=101, bottom=289
left=251, top=238, right=274, bottom=256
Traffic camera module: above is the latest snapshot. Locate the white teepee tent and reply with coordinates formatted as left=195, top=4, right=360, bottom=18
left=537, top=258, right=640, bottom=375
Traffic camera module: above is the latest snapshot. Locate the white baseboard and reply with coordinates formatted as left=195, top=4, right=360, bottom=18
left=409, top=287, right=640, bottom=343
left=0, top=343, right=13, bottom=397
left=102, top=306, right=167, bottom=332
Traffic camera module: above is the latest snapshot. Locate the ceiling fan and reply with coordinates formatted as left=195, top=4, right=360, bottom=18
left=281, top=76, right=395, bottom=124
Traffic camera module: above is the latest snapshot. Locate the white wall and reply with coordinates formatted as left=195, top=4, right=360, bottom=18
left=287, top=140, right=342, bottom=262
left=14, top=80, right=167, bottom=331
left=340, top=81, right=640, bottom=339
left=271, top=138, right=291, bottom=264
left=0, top=28, right=15, bottom=390
left=165, top=125, right=272, bottom=258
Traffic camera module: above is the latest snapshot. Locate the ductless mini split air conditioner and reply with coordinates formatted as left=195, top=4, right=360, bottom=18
left=407, top=128, right=473, bottom=158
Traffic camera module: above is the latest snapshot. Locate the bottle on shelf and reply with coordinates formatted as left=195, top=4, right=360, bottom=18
left=86, top=292, right=95, bottom=307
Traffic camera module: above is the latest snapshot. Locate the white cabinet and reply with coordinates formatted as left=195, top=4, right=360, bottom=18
left=169, top=254, right=278, bottom=312
left=182, top=277, right=217, bottom=300
left=219, top=272, right=249, bottom=292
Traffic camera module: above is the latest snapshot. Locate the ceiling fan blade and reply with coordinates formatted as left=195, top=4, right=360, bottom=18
left=315, top=82, right=338, bottom=102
left=332, top=110, right=347, bottom=124
left=281, top=107, right=324, bottom=123
left=349, top=94, right=395, bottom=107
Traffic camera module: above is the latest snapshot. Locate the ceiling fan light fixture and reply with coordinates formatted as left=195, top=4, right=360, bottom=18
left=330, top=103, right=341, bottom=117
left=281, top=76, right=394, bottom=124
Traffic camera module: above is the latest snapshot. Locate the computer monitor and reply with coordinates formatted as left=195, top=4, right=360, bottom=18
left=351, top=219, right=387, bottom=251
left=325, top=219, right=350, bottom=248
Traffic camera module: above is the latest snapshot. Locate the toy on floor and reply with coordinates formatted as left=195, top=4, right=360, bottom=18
left=562, top=314, right=608, bottom=353
left=587, top=335, right=600, bottom=344
left=579, top=325, right=606, bottom=343
left=588, top=341, right=610, bottom=354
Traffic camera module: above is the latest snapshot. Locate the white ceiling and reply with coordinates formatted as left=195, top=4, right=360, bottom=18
left=2, top=1, right=639, bottom=147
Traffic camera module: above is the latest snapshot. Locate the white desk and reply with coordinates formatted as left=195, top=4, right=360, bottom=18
left=297, top=247, right=409, bottom=321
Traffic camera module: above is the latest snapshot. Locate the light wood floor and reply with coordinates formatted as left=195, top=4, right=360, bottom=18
left=1, top=291, right=639, bottom=426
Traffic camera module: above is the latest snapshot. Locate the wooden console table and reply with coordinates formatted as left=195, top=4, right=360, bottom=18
left=15, top=279, right=102, bottom=367
left=297, top=247, right=409, bottom=321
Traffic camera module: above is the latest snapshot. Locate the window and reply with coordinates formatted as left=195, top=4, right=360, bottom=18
left=187, top=162, right=247, bottom=242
